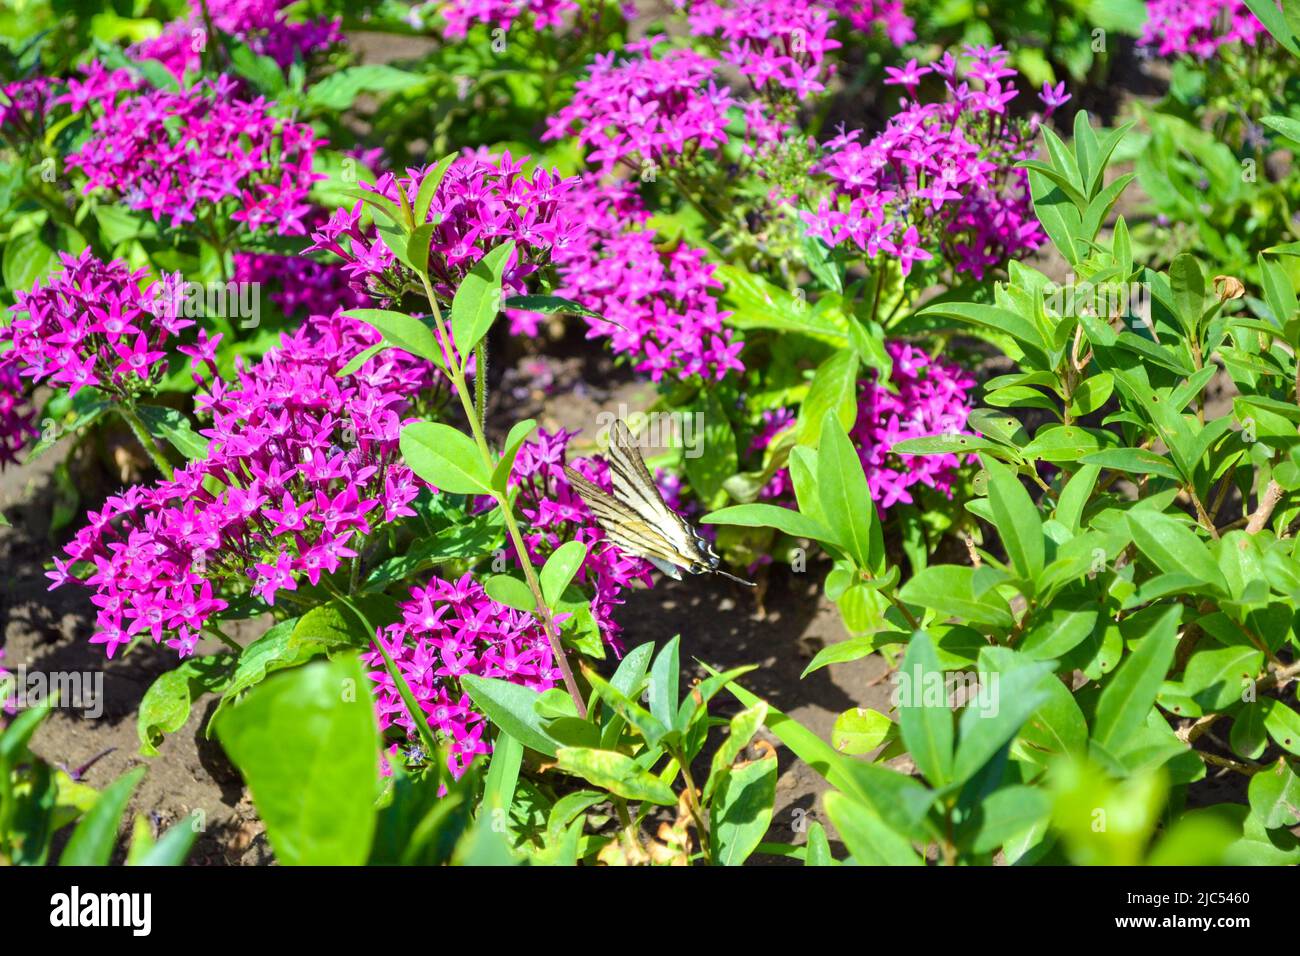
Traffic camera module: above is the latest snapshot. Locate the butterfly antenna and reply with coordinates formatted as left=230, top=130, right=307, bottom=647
left=713, top=568, right=757, bottom=587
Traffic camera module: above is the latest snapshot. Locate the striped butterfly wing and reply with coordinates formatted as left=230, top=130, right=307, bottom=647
left=562, top=466, right=695, bottom=576
left=602, top=419, right=700, bottom=555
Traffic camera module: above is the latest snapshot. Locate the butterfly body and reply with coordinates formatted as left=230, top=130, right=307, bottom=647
left=563, top=420, right=754, bottom=587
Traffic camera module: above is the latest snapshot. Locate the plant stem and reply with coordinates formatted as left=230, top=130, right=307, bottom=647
left=118, top=404, right=175, bottom=480
left=415, top=270, right=588, bottom=717
left=675, top=753, right=711, bottom=864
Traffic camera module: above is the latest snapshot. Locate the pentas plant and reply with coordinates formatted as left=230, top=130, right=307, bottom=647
left=701, top=115, right=1300, bottom=866
left=1139, top=0, right=1264, bottom=56
left=1129, top=0, right=1294, bottom=279
left=684, top=0, right=842, bottom=101
left=440, top=0, right=581, bottom=38
left=131, top=0, right=342, bottom=79
left=0, top=358, right=38, bottom=469
left=1, top=250, right=202, bottom=476
left=366, top=428, right=655, bottom=779
left=65, top=69, right=322, bottom=237
left=50, top=310, right=436, bottom=658
left=544, top=35, right=770, bottom=177
left=308, top=152, right=579, bottom=306
left=753, top=341, right=976, bottom=511
left=510, top=176, right=744, bottom=381
left=807, top=45, right=1056, bottom=281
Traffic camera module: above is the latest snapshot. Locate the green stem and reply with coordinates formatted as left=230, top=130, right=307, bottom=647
left=118, top=404, right=175, bottom=480
left=332, top=586, right=440, bottom=759
left=415, top=271, right=588, bottom=718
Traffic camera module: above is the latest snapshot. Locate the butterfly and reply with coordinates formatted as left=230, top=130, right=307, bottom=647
left=564, top=419, right=755, bottom=586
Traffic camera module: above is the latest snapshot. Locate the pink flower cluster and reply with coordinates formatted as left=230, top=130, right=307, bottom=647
left=308, top=151, right=579, bottom=305
left=806, top=46, right=1051, bottom=279
left=512, top=176, right=744, bottom=381
left=364, top=427, right=657, bottom=778
left=0, top=76, right=56, bottom=133
left=131, top=0, right=341, bottom=79
left=1138, top=0, right=1264, bottom=57
left=365, top=572, right=560, bottom=777
left=685, top=0, right=842, bottom=100
left=544, top=36, right=737, bottom=175
left=50, top=311, right=435, bottom=658
left=854, top=341, right=975, bottom=509
left=65, top=71, right=321, bottom=234
left=3, top=251, right=190, bottom=400
left=755, top=342, right=974, bottom=511
left=0, top=358, right=38, bottom=469
left=440, top=0, right=580, bottom=39
left=824, top=0, right=915, bottom=45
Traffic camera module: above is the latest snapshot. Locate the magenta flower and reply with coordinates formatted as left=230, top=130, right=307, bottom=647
left=509, top=175, right=744, bottom=381
left=440, top=0, right=580, bottom=38
left=308, top=151, right=580, bottom=305
left=64, top=70, right=322, bottom=235
left=52, top=311, right=437, bottom=658
left=685, top=0, right=841, bottom=99
left=1138, top=0, right=1264, bottom=57
left=755, top=342, right=975, bottom=511
left=805, top=45, right=1044, bottom=280
left=544, top=36, right=741, bottom=175
left=3, top=251, right=192, bottom=400
left=0, top=358, right=38, bottom=469
left=130, top=0, right=341, bottom=80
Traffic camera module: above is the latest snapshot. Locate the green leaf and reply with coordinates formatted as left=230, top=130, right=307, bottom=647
left=817, top=412, right=881, bottom=571
left=1169, top=253, right=1206, bottom=338
left=503, top=294, right=604, bottom=320
left=363, top=506, right=504, bottom=591
left=1264, top=700, right=1300, bottom=756
left=130, top=404, right=205, bottom=460
left=59, top=767, right=145, bottom=865
left=461, top=675, right=556, bottom=756
left=966, top=785, right=1052, bottom=854
left=132, top=818, right=198, bottom=866
left=896, top=632, right=954, bottom=787
left=554, top=747, right=677, bottom=805
left=485, top=574, right=536, bottom=613
left=3, top=229, right=58, bottom=293
left=649, top=635, right=681, bottom=730
left=306, top=64, right=423, bottom=110
left=685, top=389, right=738, bottom=503
left=832, top=707, right=893, bottom=755
left=710, top=755, right=777, bottom=865
left=400, top=421, right=493, bottom=494
left=914, top=302, right=1048, bottom=363
left=982, top=456, right=1044, bottom=584
left=540, top=540, right=587, bottom=608
left=701, top=503, right=833, bottom=543
left=1080, top=447, right=1181, bottom=481
left=823, top=791, right=922, bottom=865
left=1248, top=758, right=1300, bottom=829
left=1125, top=511, right=1228, bottom=592
left=796, top=350, right=859, bottom=447
left=344, top=309, right=442, bottom=366
left=952, top=659, right=1055, bottom=784
left=892, top=433, right=1005, bottom=457
left=491, top=419, right=537, bottom=492
left=138, top=655, right=234, bottom=756
left=1091, top=605, right=1181, bottom=754
left=215, top=654, right=379, bottom=865
left=898, top=565, right=1015, bottom=629
left=450, top=241, right=515, bottom=355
